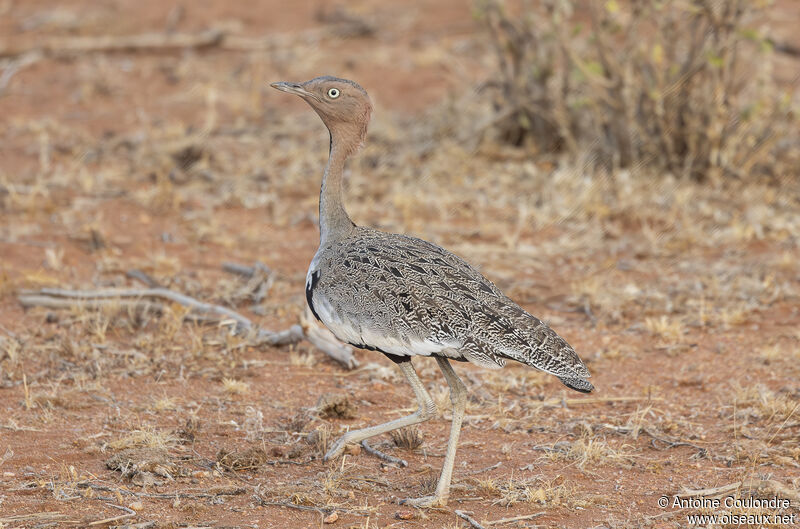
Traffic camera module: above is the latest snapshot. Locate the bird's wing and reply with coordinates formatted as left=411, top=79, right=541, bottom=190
left=311, top=227, right=591, bottom=381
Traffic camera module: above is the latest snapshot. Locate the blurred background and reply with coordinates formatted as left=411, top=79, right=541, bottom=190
left=1, top=1, right=799, bottom=527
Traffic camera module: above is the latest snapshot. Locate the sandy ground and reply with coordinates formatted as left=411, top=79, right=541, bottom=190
left=1, top=1, right=799, bottom=528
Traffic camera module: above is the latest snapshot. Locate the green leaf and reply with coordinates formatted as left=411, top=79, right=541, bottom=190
left=706, top=52, right=725, bottom=68
left=585, top=60, right=605, bottom=76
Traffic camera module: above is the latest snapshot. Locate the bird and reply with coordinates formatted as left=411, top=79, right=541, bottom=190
left=271, top=76, right=593, bottom=508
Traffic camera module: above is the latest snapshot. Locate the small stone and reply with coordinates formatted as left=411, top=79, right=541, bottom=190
left=3, top=472, right=15, bottom=478
left=128, top=500, right=144, bottom=510
left=396, top=510, right=414, bottom=520
left=323, top=511, right=338, bottom=524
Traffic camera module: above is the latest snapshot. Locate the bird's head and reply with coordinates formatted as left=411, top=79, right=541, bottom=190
left=271, top=76, right=373, bottom=154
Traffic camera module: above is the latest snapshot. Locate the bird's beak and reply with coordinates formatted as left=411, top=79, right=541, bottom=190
left=270, top=81, right=317, bottom=100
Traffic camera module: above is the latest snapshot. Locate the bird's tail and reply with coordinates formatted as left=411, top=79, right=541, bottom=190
left=558, top=376, right=594, bottom=393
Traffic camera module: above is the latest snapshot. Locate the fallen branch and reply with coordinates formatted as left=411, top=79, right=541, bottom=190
left=678, top=481, right=742, bottom=498
left=455, top=510, right=487, bottom=529
left=462, top=461, right=501, bottom=476
left=361, top=440, right=408, bottom=467
left=17, top=287, right=300, bottom=345
left=126, top=269, right=162, bottom=288
left=645, top=429, right=708, bottom=458
left=599, top=423, right=709, bottom=458
left=0, top=512, right=70, bottom=524
left=0, top=29, right=225, bottom=59
left=561, top=396, right=663, bottom=406
left=222, top=261, right=271, bottom=278
left=76, top=481, right=246, bottom=500
left=87, top=504, right=135, bottom=527
left=255, top=499, right=372, bottom=517
left=485, top=512, right=545, bottom=526
left=18, top=286, right=297, bottom=341
left=679, top=479, right=800, bottom=507
left=0, top=24, right=368, bottom=61
left=255, top=500, right=322, bottom=514
left=300, top=305, right=359, bottom=369
left=17, top=286, right=358, bottom=368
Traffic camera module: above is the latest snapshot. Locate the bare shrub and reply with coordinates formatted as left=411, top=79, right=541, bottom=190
left=477, top=0, right=798, bottom=181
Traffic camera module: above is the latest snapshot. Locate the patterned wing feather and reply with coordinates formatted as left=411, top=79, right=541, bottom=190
left=307, top=227, right=592, bottom=386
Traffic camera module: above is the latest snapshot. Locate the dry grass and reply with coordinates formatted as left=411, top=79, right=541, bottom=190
left=733, top=384, right=800, bottom=425
left=547, top=437, right=635, bottom=469
left=216, top=446, right=271, bottom=471
left=477, top=0, right=799, bottom=181
left=289, top=349, right=317, bottom=368
left=106, top=426, right=180, bottom=451
left=480, top=476, right=579, bottom=508
left=644, top=316, right=683, bottom=343
left=243, top=406, right=265, bottom=441
left=0, top=1, right=798, bottom=526
left=0, top=336, right=21, bottom=363
left=222, top=377, right=250, bottom=395
left=151, top=396, right=179, bottom=412
left=390, top=425, right=424, bottom=450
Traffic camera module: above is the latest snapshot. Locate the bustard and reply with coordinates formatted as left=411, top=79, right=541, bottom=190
left=271, top=76, right=593, bottom=508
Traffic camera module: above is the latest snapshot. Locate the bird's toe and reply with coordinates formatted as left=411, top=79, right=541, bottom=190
left=323, top=437, right=349, bottom=461
left=398, top=494, right=447, bottom=508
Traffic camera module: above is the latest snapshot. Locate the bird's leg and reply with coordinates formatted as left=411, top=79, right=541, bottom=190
left=401, top=357, right=466, bottom=508
left=324, top=359, right=437, bottom=461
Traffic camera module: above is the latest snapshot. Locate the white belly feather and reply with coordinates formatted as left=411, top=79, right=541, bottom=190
left=310, top=288, right=459, bottom=357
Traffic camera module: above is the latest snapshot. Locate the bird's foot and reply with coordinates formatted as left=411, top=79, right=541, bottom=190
left=323, top=435, right=351, bottom=462
left=399, top=494, right=447, bottom=508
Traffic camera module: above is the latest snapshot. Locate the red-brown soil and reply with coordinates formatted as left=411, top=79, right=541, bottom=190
left=1, top=2, right=798, bottom=528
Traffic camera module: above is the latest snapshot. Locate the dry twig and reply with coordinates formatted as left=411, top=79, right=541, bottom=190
left=87, top=504, right=136, bottom=526
left=462, top=461, right=502, bottom=476
left=222, top=261, right=272, bottom=278
left=300, top=305, right=359, bottom=369
left=255, top=499, right=372, bottom=517
left=17, top=286, right=361, bottom=367
left=0, top=29, right=225, bottom=59
left=126, top=269, right=162, bottom=288
left=0, top=512, right=70, bottom=524
left=485, top=512, right=545, bottom=526
left=361, top=440, right=408, bottom=467
left=679, top=479, right=800, bottom=507
left=0, top=23, right=374, bottom=60
left=18, top=287, right=298, bottom=343
left=76, top=481, right=246, bottom=500
left=455, top=510, right=487, bottom=529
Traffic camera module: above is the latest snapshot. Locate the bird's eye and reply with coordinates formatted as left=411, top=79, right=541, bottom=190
left=327, top=88, right=340, bottom=99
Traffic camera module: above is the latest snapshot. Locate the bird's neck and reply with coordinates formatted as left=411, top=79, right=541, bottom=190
left=319, top=134, right=355, bottom=244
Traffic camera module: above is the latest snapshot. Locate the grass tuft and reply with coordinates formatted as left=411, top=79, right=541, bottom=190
left=222, top=378, right=250, bottom=395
